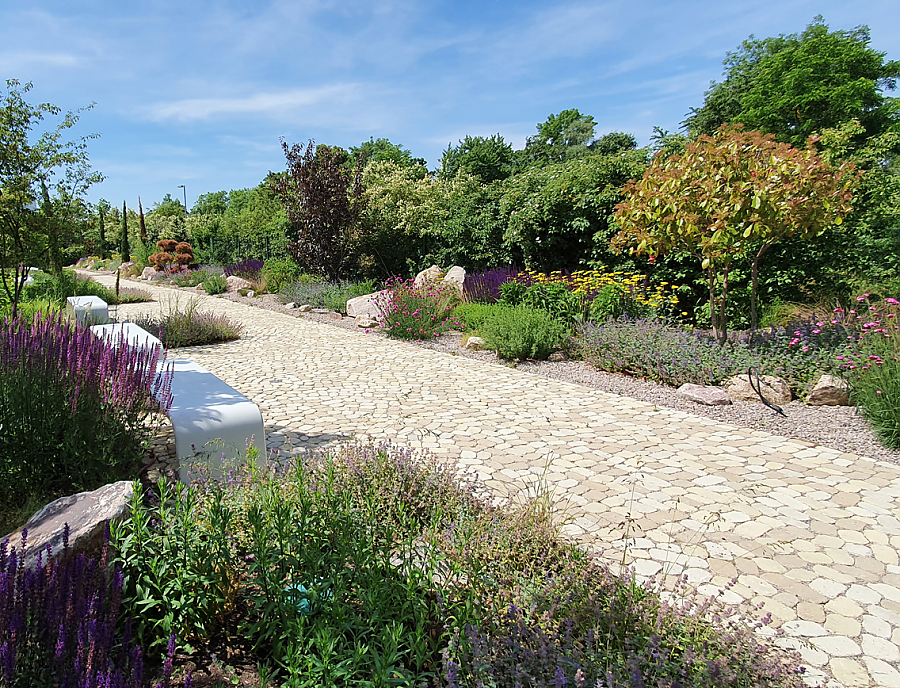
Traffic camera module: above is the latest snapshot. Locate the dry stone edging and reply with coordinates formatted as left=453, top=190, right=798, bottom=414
left=724, top=373, right=792, bottom=405
left=808, top=375, right=850, bottom=407
left=676, top=383, right=732, bottom=406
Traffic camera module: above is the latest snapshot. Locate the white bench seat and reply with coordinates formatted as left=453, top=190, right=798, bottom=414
left=159, top=359, right=266, bottom=482
left=90, top=322, right=163, bottom=352
left=66, top=295, right=109, bottom=325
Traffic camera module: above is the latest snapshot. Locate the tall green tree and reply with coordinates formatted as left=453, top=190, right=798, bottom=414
left=685, top=18, right=900, bottom=147
left=0, top=79, right=101, bottom=314
left=520, top=109, right=597, bottom=165
left=439, top=134, right=514, bottom=183
left=120, top=200, right=130, bottom=262
left=613, top=126, right=857, bottom=342
left=348, top=137, right=425, bottom=172
left=96, top=198, right=110, bottom=258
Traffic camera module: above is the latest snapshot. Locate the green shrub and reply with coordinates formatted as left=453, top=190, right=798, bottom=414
left=262, top=257, right=302, bottom=293
left=480, top=306, right=568, bottom=360
left=109, top=440, right=804, bottom=688
left=451, top=302, right=507, bottom=332
left=202, top=274, right=228, bottom=294
left=171, top=268, right=214, bottom=288
left=322, top=279, right=375, bottom=314
left=501, top=281, right=583, bottom=324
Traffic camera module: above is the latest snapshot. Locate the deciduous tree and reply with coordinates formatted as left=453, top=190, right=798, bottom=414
left=270, top=139, right=364, bottom=280
left=0, top=79, right=101, bottom=315
left=685, top=18, right=900, bottom=147
left=613, top=125, right=857, bottom=342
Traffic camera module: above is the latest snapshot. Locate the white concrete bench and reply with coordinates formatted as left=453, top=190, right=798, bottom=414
left=24, top=267, right=41, bottom=287
left=66, top=295, right=109, bottom=325
left=159, top=359, right=266, bottom=483
left=90, top=322, right=163, bottom=353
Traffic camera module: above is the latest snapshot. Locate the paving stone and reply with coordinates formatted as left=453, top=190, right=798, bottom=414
left=828, top=658, right=870, bottom=687
left=811, top=635, right=861, bottom=656
left=824, top=614, right=861, bottom=637
left=861, top=634, right=900, bottom=663
left=864, top=658, right=900, bottom=688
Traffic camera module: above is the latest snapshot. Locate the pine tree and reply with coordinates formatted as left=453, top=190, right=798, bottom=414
left=119, top=201, right=130, bottom=262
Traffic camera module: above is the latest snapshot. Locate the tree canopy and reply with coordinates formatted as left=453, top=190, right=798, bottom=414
left=685, top=18, right=900, bottom=147
left=613, top=125, right=857, bottom=341
left=0, top=79, right=101, bottom=313
left=439, top=134, right=515, bottom=183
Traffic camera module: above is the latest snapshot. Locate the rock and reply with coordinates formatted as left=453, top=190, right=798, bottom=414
left=326, top=312, right=343, bottom=320
left=284, top=302, right=295, bottom=309
left=311, top=308, right=332, bottom=314
left=140, top=266, right=157, bottom=281
left=441, top=266, right=466, bottom=294
left=414, top=265, right=444, bottom=288
left=676, top=383, right=732, bottom=406
left=723, top=374, right=792, bottom=405
left=346, top=290, right=388, bottom=319
left=225, top=275, right=253, bottom=292
left=356, top=316, right=378, bottom=328
left=246, top=290, right=255, bottom=298
left=808, top=374, right=850, bottom=406
left=4, top=481, right=134, bottom=568
left=464, top=336, right=486, bottom=351
left=297, top=304, right=313, bottom=313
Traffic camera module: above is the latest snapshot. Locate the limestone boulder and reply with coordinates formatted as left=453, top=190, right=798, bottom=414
left=676, top=383, right=732, bottom=406
left=297, top=304, right=313, bottom=313
left=284, top=302, right=295, bottom=309
left=346, top=290, right=389, bottom=319
left=808, top=374, right=850, bottom=406
left=442, top=266, right=466, bottom=294
left=226, top=275, right=253, bottom=292
left=723, top=374, right=792, bottom=405
left=414, top=265, right=444, bottom=288
left=356, top=316, right=379, bottom=329
left=464, top=336, right=486, bottom=351
left=140, top=266, right=158, bottom=281
left=4, top=481, right=133, bottom=568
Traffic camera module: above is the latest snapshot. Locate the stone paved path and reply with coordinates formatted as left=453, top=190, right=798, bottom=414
left=97, top=274, right=900, bottom=687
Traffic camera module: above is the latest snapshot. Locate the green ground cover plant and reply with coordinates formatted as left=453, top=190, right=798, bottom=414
left=202, top=273, right=228, bottom=294
left=104, top=441, right=805, bottom=687
left=132, top=296, right=243, bottom=348
left=281, top=276, right=374, bottom=313
left=450, top=302, right=508, bottom=332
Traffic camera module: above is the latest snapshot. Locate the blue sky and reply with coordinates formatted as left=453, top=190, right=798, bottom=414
left=3, top=0, right=898, bottom=209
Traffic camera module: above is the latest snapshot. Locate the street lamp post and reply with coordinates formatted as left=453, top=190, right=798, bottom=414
left=177, top=185, right=187, bottom=217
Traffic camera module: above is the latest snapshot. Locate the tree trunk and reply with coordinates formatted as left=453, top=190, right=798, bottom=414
left=718, top=266, right=730, bottom=346
left=707, top=266, right=720, bottom=343
left=750, top=244, right=770, bottom=336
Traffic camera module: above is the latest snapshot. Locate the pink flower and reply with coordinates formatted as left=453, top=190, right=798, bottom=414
left=886, top=297, right=899, bottom=305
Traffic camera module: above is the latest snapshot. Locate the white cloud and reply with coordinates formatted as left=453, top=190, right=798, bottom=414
left=145, top=84, right=362, bottom=123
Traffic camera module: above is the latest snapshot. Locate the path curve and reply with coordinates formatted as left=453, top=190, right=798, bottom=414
left=92, top=273, right=900, bottom=687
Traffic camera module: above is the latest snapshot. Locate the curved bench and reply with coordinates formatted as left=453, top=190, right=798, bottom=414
left=163, top=359, right=266, bottom=483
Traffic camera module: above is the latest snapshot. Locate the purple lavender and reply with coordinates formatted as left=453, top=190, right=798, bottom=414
left=464, top=264, right=521, bottom=303
left=0, top=313, right=173, bottom=518
left=223, top=259, right=264, bottom=281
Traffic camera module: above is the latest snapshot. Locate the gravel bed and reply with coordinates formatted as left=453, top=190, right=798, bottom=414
left=127, top=279, right=900, bottom=466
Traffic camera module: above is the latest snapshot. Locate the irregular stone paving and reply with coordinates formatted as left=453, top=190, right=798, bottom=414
left=95, top=275, right=900, bottom=687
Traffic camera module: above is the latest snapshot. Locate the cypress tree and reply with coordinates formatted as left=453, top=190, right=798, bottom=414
left=120, top=201, right=130, bottom=262
left=138, top=196, right=147, bottom=242
left=98, top=201, right=107, bottom=258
